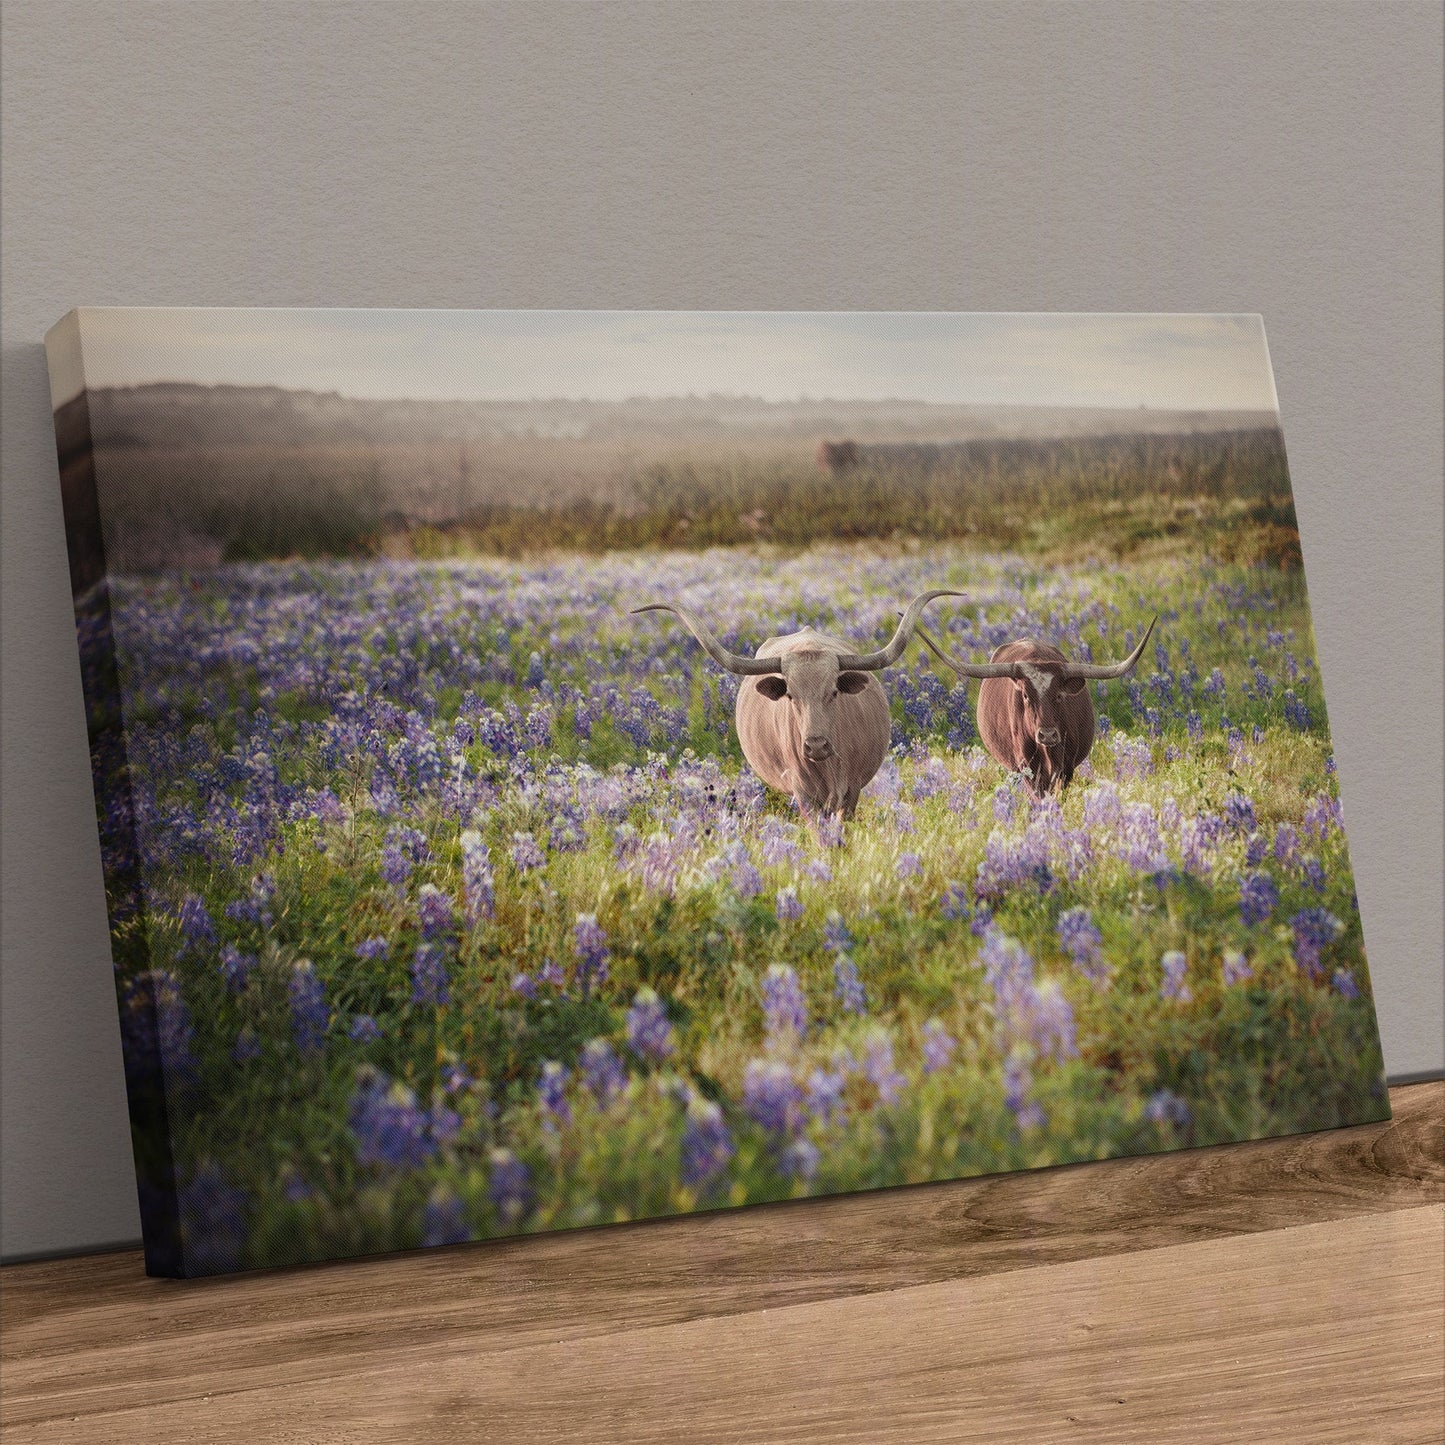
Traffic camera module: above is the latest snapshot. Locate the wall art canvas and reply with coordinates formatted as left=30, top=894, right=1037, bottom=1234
left=46, top=310, right=1389, bottom=1277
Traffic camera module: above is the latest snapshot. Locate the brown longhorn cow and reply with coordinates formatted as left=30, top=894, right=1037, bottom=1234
left=815, top=439, right=860, bottom=475
left=631, top=590, right=963, bottom=822
left=914, top=618, right=1157, bottom=796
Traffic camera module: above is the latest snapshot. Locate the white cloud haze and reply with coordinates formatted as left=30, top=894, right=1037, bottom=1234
left=51, top=310, right=1279, bottom=413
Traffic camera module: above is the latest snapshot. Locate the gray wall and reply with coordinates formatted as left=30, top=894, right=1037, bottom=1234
left=2, top=0, right=1441, bottom=1262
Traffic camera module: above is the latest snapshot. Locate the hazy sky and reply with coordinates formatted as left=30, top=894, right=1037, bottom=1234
left=51, top=310, right=1279, bottom=412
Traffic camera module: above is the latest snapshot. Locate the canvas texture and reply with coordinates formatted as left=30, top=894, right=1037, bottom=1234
left=45, top=310, right=1389, bottom=1278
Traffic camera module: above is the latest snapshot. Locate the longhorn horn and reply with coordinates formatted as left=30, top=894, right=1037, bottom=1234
left=911, top=624, right=1026, bottom=680
left=1059, top=616, right=1158, bottom=680
left=835, top=589, right=967, bottom=671
left=629, top=603, right=783, bottom=676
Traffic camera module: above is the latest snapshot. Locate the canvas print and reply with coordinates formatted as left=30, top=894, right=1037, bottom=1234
left=46, top=310, right=1389, bottom=1277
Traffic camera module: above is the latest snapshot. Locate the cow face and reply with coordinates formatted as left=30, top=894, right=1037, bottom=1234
left=1012, top=663, right=1088, bottom=751
left=755, top=651, right=871, bottom=763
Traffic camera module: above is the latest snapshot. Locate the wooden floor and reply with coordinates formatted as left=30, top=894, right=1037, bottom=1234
left=3, top=1082, right=1441, bottom=1444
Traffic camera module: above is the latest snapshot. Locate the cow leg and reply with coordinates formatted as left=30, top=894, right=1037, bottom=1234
left=841, top=785, right=861, bottom=821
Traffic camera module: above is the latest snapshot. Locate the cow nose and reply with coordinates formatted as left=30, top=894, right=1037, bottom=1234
left=804, top=735, right=832, bottom=759
left=1036, top=728, right=1061, bottom=747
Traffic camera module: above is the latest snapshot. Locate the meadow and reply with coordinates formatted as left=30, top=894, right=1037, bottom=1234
left=87, top=518, right=1387, bottom=1275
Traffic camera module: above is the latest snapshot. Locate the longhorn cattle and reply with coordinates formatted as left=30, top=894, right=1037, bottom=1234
left=815, top=439, right=860, bottom=475
left=914, top=618, right=1157, bottom=796
left=631, top=590, right=963, bottom=821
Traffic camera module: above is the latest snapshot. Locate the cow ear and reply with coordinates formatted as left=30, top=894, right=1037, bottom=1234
left=837, top=671, right=870, bottom=695
left=755, top=675, right=788, bottom=701
left=1059, top=675, right=1088, bottom=697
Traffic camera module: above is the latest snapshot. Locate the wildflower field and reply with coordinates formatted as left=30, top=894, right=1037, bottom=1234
left=91, top=532, right=1387, bottom=1275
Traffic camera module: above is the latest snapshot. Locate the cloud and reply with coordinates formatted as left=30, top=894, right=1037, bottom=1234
left=62, top=309, right=1278, bottom=412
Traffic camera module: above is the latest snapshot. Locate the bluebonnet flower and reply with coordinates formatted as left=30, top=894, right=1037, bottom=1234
left=1223, top=792, right=1257, bottom=835
left=538, top=959, right=566, bottom=988
left=1283, top=690, right=1312, bottom=729
left=862, top=1032, right=906, bottom=1105
left=775, top=886, right=803, bottom=923
left=219, top=944, right=254, bottom=993
left=573, top=913, right=610, bottom=995
left=803, top=857, right=833, bottom=884
left=1244, top=832, right=1268, bottom=867
left=823, top=912, right=854, bottom=956
left=119, top=969, right=197, bottom=1089
left=538, top=1061, right=571, bottom=1127
left=416, top=884, right=455, bottom=941
left=626, top=988, right=675, bottom=1064
left=895, top=851, right=923, bottom=880
left=940, top=882, right=971, bottom=922
left=289, top=961, right=330, bottom=1053
left=804, top=1067, right=848, bottom=1127
left=348, top=1014, right=381, bottom=1043
left=743, top=1059, right=803, bottom=1136
left=177, top=893, right=218, bottom=955
left=1303, top=857, right=1327, bottom=893
left=779, top=1136, right=821, bottom=1182
left=1291, top=908, right=1343, bottom=979
left=1238, top=871, right=1280, bottom=928
left=488, top=1149, right=534, bottom=1226
left=178, top=1163, right=247, bottom=1275
left=833, top=955, right=867, bottom=1015
left=354, top=936, right=390, bottom=961
left=1303, top=793, right=1344, bottom=839
left=510, top=971, right=538, bottom=1000
left=421, top=1186, right=471, bottom=1248
left=1203, top=667, right=1226, bottom=702
left=680, top=1097, right=735, bottom=1189
left=1160, top=951, right=1192, bottom=1003
left=232, top=1027, right=261, bottom=1064
left=410, top=944, right=450, bottom=1006
left=510, top=830, right=546, bottom=872
left=1332, top=968, right=1360, bottom=1000
left=762, top=964, right=809, bottom=1040
left=579, top=1038, right=627, bottom=1107
left=1056, top=908, right=1108, bottom=988
left=1221, top=950, right=1252, bottom=986
left=349, top=1069, right=443, bottom=1169
left=1273, top=823, right=1299, bottom=868
left=1144, top=1089, right=1192, bottom=1131
left=921, top=1019, right=957, bottom=1075
left=459, top=829, right=495, bottom=925
left=729, top=848, right=764, bottom=899
left=1003, top=1053, right=1044, bottom=1132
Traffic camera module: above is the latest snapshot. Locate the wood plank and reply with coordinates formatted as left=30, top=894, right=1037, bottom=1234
left=2, top=1082, right=1440, bottom=1437
left=5, top=1208, right=1442, bottom=1444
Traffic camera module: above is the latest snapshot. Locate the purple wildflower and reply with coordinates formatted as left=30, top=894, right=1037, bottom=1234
left=1056, top=907, right=1107, bottom=988
left=833, top=955, right=867, bottom=1015
left=573, top=913, right=610, bottom=995
left=410, top=944, right=451, bottom=1006
left=538, top=1061, right=571, bottom=1127
left=421, top=1186, right=471, bottom=1248
left=823, top=912, right=854, bottom=956
left=219, top=944, right=254, bottom=993
left=804, top=1067, right=848, bottom=1127
left=775, top=886, right=803, bottom=923
left=762, top=964, right=809, bottom=1040
left=1003, top=1053, right=1044, bottom=1132
left=510, top=971, right=538, bottom=1000
left=579, top=1038, right=627, bottom=1107
left=178, top=1163, right=247, bottom=1275
left=1332, top=967, right=1360, bottom=999
left=940, top=882, right=971, bottom=922
left=1223, top=792, right=1257, bottom=835
left=1144, top=1088, right=1192, bottom=1131
left=680, top=1098, right=735, bottom=1189
left=862, top=1032, right=906, bottom=1105
left=176, top=893, right=217, bottom=955
left=1160, top=950, right=1192, bottom=1002
left=1291, top=908, right=1343, bottom=979
left=416, top=883, right=455, bottom=941
left=626, top=988, right=675, bottom=1064
left=742, top=1059, right=803, bottom=1136
left=354, top=936, right=390, bottom=961
left=459, top=829, right=495, bottom=924
left=349, top=1069, right=440, bottom=1169
left=289, top=961, right=330, bottom=1053
left=348, top=1014, right=381, bottom=1043
left=1238, top=871, right=1280, bottom=928
left=510, top=830, right=546, bottom=872
left=487, top=1148, right=534, bottom=1226
left=118, top=969, right=196, bottom=1088
left=1221, top=950, right=1252, bottom=986
left=921, top=1019, right=957, bottom=1075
